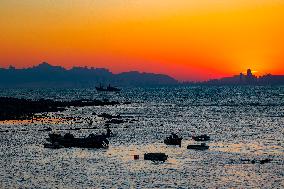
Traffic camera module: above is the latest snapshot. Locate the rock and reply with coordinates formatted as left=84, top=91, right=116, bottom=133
left=0, top=97, right=120, bottom=121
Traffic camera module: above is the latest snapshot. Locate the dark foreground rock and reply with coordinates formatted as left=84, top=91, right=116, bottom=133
left=0, top=97, right=120, bottom=121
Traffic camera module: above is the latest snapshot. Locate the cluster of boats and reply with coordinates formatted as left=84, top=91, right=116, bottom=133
left=41, top=99, right=209, bottom=161
left=143, top=134, right=210, bottom=161
left=135, top=134, right=211, bottom=162
left=44, top=131, right=210, bottom=162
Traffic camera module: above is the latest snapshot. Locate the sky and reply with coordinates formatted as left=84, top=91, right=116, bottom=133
left=0, top=0, right=284, bottom=81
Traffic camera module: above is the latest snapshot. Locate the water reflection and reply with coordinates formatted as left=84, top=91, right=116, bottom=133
left=211, top=142, right=284, bottom=154
left=0, top=87, right=284, bottom=188
left=0, top=117, right=69, bottom=125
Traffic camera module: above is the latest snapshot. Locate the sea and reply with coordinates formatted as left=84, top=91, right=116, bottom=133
left=0, top=86, right=283, bottom=189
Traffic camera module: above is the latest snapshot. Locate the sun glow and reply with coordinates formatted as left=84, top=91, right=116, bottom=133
left=0, top=0, right=284, bottom=80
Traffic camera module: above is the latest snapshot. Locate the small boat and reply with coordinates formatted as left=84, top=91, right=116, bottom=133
left=144, top=153, right=168, bottom=162
left=260, top=158, right=272, bottom=164
left=192, top=134, right=210, bottom=141
left=95, top=84, right=121, bottom=92
left=164, top=134, right=182, bottom=146
left=44, top=133, right=109, bottom=149
left=187, top=143, right=209, bottom=150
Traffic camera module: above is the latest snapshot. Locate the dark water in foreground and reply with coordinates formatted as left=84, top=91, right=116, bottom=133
left=0, top=86, right=283, bottom=188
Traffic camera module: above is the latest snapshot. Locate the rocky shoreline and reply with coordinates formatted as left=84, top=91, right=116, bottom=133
left=0, top=97, right=120, bottom=121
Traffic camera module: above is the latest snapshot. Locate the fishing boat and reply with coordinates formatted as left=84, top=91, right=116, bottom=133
left=187, top=143, right=209, bottom=150
left=44, top=133, right=109, bottom=149
left=144, top=153, right=168, bottom=162
left=164, top=133, right=182, bottom=146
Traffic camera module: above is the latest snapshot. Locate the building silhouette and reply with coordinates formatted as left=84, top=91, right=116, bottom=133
left=239, top=69, right=257, bottom=84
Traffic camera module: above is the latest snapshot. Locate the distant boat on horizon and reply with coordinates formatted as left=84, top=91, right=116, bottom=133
left=95, top=84, right=121, bottom=92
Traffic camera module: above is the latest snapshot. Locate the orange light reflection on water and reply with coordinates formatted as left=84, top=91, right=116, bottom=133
left=210, top=142, right=284, bottom=155
left=0, top=117, right=69, bottom=125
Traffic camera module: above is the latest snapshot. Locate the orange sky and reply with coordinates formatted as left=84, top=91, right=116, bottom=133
left=1, top=0, right=284, bottom=81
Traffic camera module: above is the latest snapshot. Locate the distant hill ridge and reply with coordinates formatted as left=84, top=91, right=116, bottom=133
left=0, top=62, right=178, bottom=88
left=199, top=69, right=284, bottom=86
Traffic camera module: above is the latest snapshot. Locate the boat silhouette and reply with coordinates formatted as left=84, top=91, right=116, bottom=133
left=144, top=153, right=168, bottom=162
left=164, top=133, right=182, bottom=147
left=44, top=133, right=109, bottom=149
left=187, top=143, right=209, bottom=150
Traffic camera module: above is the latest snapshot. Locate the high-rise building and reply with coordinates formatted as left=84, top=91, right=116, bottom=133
left=247, top=69, right=253, bottom=78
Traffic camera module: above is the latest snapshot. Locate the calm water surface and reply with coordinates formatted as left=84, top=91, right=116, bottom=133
left=0, top=86, right=283, bottom=188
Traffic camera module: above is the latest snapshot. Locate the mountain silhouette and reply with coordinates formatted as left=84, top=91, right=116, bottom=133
left=0, top=62, right=178, bottom=88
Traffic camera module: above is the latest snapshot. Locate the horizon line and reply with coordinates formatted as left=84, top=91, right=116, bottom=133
left=1, top=62, right=281, bottom=82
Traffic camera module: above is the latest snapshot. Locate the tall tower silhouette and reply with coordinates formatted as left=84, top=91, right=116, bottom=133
left=247, top=69, right=253, bottom=78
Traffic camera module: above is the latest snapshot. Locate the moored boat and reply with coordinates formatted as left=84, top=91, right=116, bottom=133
left=45, top=133, right=109, bottom=149
left=187, top=143, right=209, bottom=150
left=164, top=133, right=182, bottom=146
left=144, top=153, right=168, bottom=162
